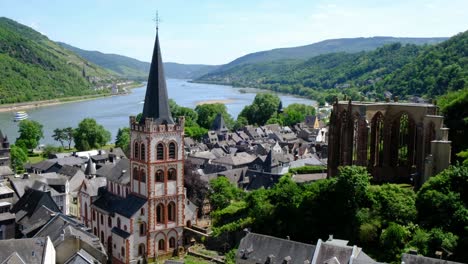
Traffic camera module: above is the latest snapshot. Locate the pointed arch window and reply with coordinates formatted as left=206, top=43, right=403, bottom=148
left=169, top=142, right=176, bottom=159
left=168, top=201, right=176, bottom=222
left=141, top=143, right=146, bottom=161
left=157, top=143, right=164, bottom=160
left=138, top=243, right=145, bottom=256
left=155, top=170, right=164, bottom=182
left=168, top=168, right=177, bottom=181
left=134, top=142, right=139, bottom=159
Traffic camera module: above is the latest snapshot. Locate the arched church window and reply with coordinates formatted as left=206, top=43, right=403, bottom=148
left=155, top=170, right=164, bottom=182
left=140, top=169, right=146, bottom=183
left=157, top=143, right=164, bottom=160
left=134, top=142, right=139, bottom=160
left=169, top=237, right=176, bottom=248
left=141, top=143, right=146, bottom=161
left=156, top=204, right=164, bottom=224
left=169, top=142, right=176, bottom=159
left=168, top=201, right=176, bottom=222
left=168, top=168, right=176, bottom=181
left=133, top=167, right=139, bottom=181
left=158, top=239, right=165, bottom=251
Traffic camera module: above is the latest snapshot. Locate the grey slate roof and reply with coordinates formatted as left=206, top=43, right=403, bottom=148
left=212, top=152, right=255, bottom=167
left=140, top=31, right=174, bottom=125
left=64, top=249, right=99, bottom=264
left=111, top=227, right=131, bottom=238
left=93, top=191, right=146, bottom=218
left=236, top=232, right=315, bottom=264
left=105, top=158, right=130, bottom=184
left=0, top=237, right=51, bottom=264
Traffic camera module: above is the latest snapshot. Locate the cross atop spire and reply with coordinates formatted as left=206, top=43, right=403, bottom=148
left=153, top=11, right=161, bottom=32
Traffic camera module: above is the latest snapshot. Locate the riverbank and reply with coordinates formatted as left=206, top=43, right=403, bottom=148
left=196, top=99, right=237, bottom=105
left=0, top=82, right=143, bottom=113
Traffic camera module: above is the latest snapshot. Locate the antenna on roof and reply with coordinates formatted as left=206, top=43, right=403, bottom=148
left=153, top=11, right=161, bottom=32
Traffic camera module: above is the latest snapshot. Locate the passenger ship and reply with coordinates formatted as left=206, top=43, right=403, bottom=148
left=13, top=111, right=29, bottom=122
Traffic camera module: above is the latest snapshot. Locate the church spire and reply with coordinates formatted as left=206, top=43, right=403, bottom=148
left=140, top=24, right=174, bottom=125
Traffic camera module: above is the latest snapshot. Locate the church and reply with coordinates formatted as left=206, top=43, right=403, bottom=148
left=78, top=28, right=196, bottom=263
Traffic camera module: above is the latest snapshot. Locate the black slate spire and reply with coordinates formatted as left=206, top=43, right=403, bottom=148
left=140, top=30, right=174, bottom=125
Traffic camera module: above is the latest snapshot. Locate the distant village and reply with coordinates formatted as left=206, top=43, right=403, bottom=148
left=0, top=31, right=461, bottom=264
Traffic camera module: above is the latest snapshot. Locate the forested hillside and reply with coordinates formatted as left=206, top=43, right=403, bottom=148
left=215, top=36, right=447, bottom=72
left=197, top=31, right=467, bottom=105
left=58, top=43, right=219, bottom=80
left=0, top=17, right=117, bottom=104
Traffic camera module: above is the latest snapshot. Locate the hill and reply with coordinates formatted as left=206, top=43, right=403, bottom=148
left=196, top=32, right=466, bottom=105
left=0, top=17, right=117, bottom=104
left=215, top=36, right=448, bottom=72
left=58, top=43, right=219, bottom=80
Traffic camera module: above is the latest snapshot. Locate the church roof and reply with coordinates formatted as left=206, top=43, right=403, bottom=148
left=140, top=31, right=174, bottom=125
left=211, top=113, right=228, bottom=131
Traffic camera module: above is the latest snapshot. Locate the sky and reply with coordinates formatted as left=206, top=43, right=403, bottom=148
left=1, top=0, right=467, bottom=65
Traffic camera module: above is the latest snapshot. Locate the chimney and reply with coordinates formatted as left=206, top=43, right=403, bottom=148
left=328, top=234, right=333, bottom=241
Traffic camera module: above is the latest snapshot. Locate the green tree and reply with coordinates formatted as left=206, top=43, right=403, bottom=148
left=10, top=145, right=28, bottom=173
left=370, top=184, right=417, bottom=225
left=63, top=127, right=74, bottom=149
left=42, top=144, right=64, bottom=158
left=195, top=103, right=233, bottom=129
left=16, top=120, right=44, bottom=152
left=185, top=126, right=208, bottom=141
left=115, top=127, right=130, bottom=155
left=239, top=93, right=281, bottom=125
left=73, top=118, right=111, bottom=151
left=379, top=223, right=410, bottom=261
left=280, top=103, right=316, bottom=126
left=209, top=177, right=243, bottom=210
left=52, top=128, right=66, bottom=148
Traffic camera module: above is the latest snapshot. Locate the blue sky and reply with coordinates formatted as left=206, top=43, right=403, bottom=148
left=1, top=0, right=467, bottom=65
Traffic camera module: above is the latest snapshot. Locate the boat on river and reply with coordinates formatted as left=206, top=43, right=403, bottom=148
left=13, top=111, right=28, bottom=122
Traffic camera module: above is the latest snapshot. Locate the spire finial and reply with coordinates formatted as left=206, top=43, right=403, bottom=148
left=153, top=11, right=161, bottom=32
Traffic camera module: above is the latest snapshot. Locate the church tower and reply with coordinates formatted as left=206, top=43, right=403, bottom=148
left=129, top=29, right=185, bottom=258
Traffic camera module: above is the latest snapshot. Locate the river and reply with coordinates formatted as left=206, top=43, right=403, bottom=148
left=0, top=79, right=316, bottom=146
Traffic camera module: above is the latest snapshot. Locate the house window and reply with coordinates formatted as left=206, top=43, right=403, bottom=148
left=117, top=217, right=121, bottom=229
left=156, top=204, right=164, bottom=224
left=141, top=143, right=146, bottom=161
left=140, top=169, right=146, bottom=183
left=100, top=231, right=104, bottom=243
left=100, top=214, right=103, bottom=225
left=169, top=142, right=176, bottom=159
left=141, top=208, right=145, bottom=216
left=168, top=202, right=176, bottom=222
left=124, top=225, right=127, bottom=231
left=108, top=216, right=112, bottom=227
left=134, top=142, right=139, bottom=160
left=168, top=168, right=176, bottom=181
left=169, top=237, right=176, bottom=248
left=93, top=227, right=97, bottom=236
left=139, top=222, right=146, bottom=236
left=121, top=247, right=125, bottom=257
left=92, top=210, right=96, bottom=221
left=157, top=143, right=164, bottom=160
left=156, top=170, right=164, bottom=182
left=158, top=239, right=165, bottom=251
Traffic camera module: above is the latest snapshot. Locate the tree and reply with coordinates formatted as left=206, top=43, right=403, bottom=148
left=42, top=144, right=64, bottom=158
left=280, top=103, right=316, bottom=126
left=63, top=127, right=74, bottom=149
left=52, top=128, right=66, bottom=148
left=184, top=160, right=209, bottom=210
left=209, top=177, right=243, bottom=210
left=16, top=120, right=44, bottom=152
left=115, top=127, right=130, bottom=155
left=10, top=145, right=28, bottom=173
left=195, top=103, right=233, bottom=129
left=73, top=118, right=111, bottom=151
left=239, top=93, right=281, bottom=125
